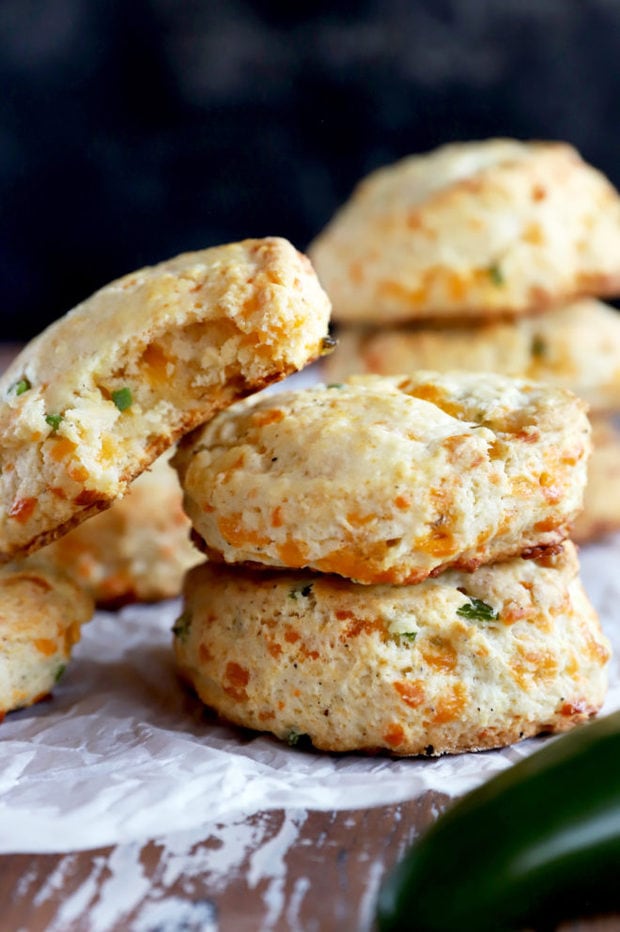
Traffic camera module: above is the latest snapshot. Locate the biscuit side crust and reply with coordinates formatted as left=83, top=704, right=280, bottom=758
left=175, top=543, right=609, bottom=756
left=324, top=299, right=620, bottom=415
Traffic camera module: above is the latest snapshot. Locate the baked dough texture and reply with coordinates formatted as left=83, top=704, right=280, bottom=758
left=173, top=373, right=590, bottom=585
left=175, top=543, right=609, bottom=756
left=573, top=415, right=620, bottom=543
left=0, top=562, right=94, bottom=720
left=35, top=452, right=200, bottom=607
left=0, top=238, right=331, bottom=562
left=323, top=299, right=620, bottom=415
left=309, top=140, right=620, bottom=323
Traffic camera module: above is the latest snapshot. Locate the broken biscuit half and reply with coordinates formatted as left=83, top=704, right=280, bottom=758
left=0, top=237, right=331, bottom=561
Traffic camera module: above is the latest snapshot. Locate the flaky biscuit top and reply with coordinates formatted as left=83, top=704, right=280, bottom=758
left=174, top=372, right=590, bottom=584
left=310, top=139, right=620, bottom=322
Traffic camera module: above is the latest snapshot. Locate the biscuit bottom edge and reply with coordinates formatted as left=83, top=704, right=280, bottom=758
left=173, top=544, right=610, bottom=757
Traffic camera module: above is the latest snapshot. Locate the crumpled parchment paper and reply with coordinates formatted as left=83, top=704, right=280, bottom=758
left=0, top=533, right=618, bottom=854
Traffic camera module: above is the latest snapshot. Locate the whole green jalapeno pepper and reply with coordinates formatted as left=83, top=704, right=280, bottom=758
left=377, top=710, right=620, bottom=931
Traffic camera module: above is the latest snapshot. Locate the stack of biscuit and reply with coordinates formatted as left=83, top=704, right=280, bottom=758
left=0, top=237, right=332, bottom=720
left=310, top=139, right=620, bottom=543
left=171, top=371, right=610, bottom=756
left=0, top=225, right=611, bottom=759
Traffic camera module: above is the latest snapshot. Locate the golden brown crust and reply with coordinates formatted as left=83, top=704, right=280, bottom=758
left=0, top=238, right=331, bottom=562
left=175, top=544, right=609, bottom=756
left=310, top=140, right=620, bottom=323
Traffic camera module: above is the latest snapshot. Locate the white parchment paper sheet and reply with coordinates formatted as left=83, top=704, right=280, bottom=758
left=0, top=534, right=618, bottom=854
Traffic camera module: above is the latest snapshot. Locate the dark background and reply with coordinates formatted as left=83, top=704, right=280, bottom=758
left=3, top=0, right=620, bottom=339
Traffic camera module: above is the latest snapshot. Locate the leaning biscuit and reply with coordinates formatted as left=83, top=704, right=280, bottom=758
left=0, top=563, right=94, bottom=720
left=35, top=452, right=200, bottom=607
left=309, top=140, right=620, bottom=323
left=573, top=415, right=620, bottom=544
left=173, top=373, right=590, bottom=585
left=175, top=543, right=609, bottom=756
left=323, top=299, right=620, bottom=415
left=0, top=237, right=331, bottom=561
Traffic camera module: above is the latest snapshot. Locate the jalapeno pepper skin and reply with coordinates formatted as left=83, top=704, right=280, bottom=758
left=376, top=710, right=620, bottom=932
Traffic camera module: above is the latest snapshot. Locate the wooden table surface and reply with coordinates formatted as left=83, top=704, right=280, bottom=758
left=1, top=795, right=618, bottom=931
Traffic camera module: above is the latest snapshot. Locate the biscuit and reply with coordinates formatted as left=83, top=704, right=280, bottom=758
left=309, top=140, right=620, bottom=323
left=173, top=373, right=590, bottom=585
left=175, top=543, right=609, bottom=756
left=323, top=299, right=620, bottom=414
left=35, top=452, right=200, bottom=607
left=573, top=415, right=620, bottom=543
left=0, top=238, right=331, bottom=562
left=0, top=563, right=94, bottom=720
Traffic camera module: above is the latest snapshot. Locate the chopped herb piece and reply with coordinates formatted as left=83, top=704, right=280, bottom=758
left=112, top=387, right=133, bottom=411
left=54, top=664, right=66, bottom=683
left=287, top=727, right=310, bottom=747
left=399, top=631, right=417, bottom=642
left=172, top=610, right=192, bottom=642
left=320, top=334, right=337, bottom=355
left=531, top=335, right=547, bottom=358
left=45, top=413, right=63, bottom=433
left=327, top=383, right=344, bottom=389
left=11, top=378, right=31, bottom=396
left=457, top=597, right=499, bottom=622
left=289, top=583, right=313, bottom=600
left=488, top=263, right=505, bottom=286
